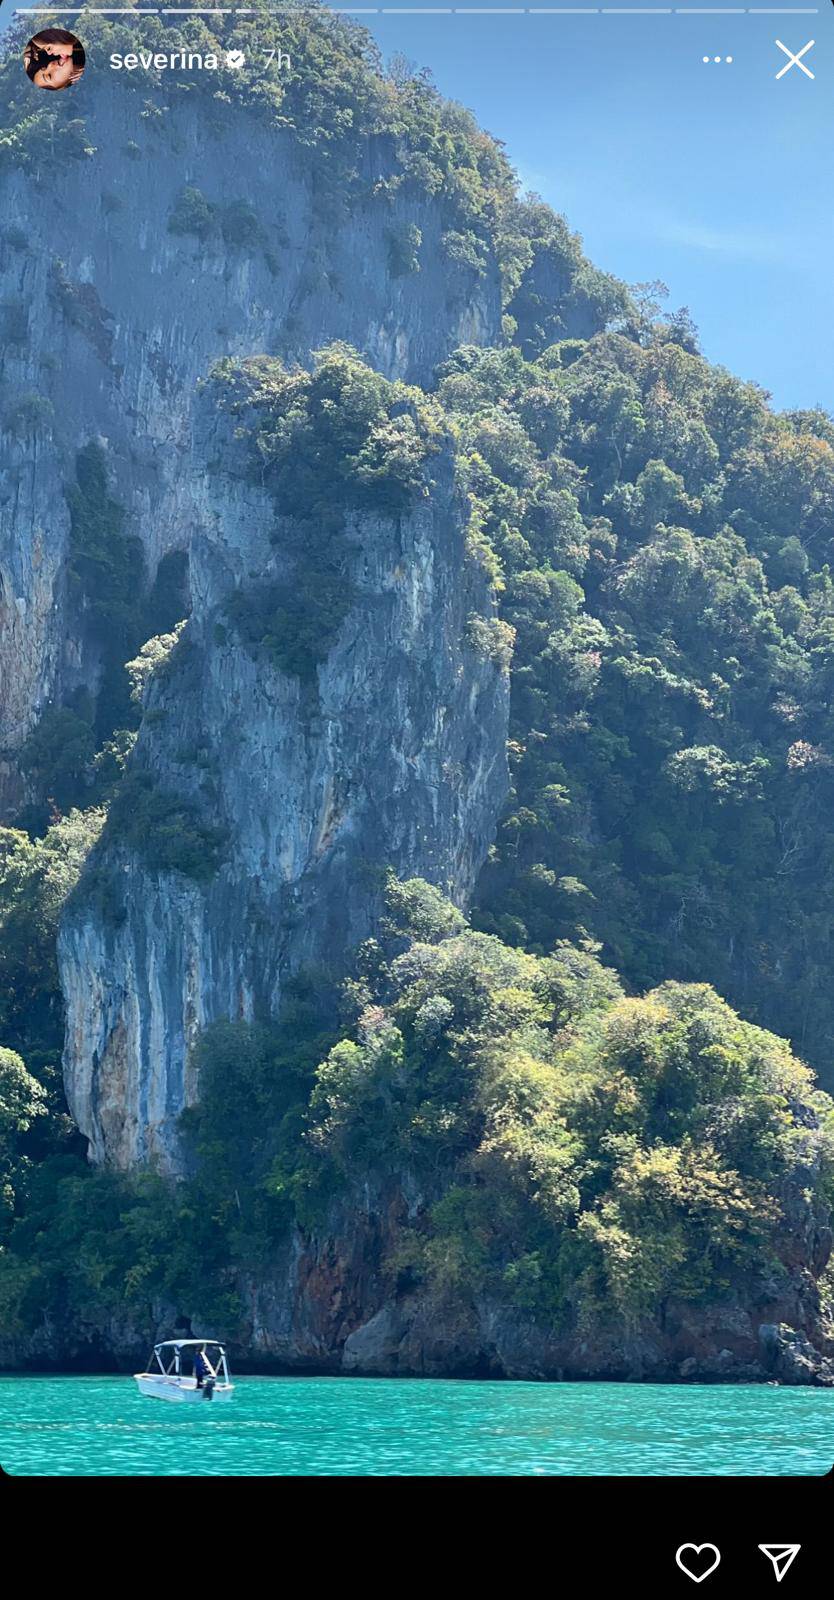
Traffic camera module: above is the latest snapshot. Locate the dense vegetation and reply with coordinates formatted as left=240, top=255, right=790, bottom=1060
left=213, top=345, right=441, bottom=683
left=0, top=811, right=105, bottom=1255
left=436, top=338, right=834, bottom=1078
left=1, top=879, right=831, bottom=1341
left=1, top=6, right=833, bottom=1354
left=300, top=880, right=833, bottom=1322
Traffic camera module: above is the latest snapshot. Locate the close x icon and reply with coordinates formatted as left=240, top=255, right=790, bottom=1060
left=775, top=38, right=815, bottom=77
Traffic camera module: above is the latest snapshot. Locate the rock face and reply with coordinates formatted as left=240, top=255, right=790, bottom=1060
left=0, top=71, right=512, bottom=1171
left=5, top=40, right=830, bottom=1389
left=3, top=1180, right=832, bottom=1385
left=59, top=425, right=510, bottom=1169
left=213, top=1168, right=830, bottom=1385
left=758, top=1322, right=834, bottom=1387
left=0, top=79, right=502, bottom=811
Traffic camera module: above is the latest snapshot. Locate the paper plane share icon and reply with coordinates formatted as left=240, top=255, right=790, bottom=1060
left=758, top=1546, right=801, bottom=1583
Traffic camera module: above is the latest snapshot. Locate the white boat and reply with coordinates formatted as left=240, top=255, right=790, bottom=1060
left=134, top=1339, right=234, bottom=1402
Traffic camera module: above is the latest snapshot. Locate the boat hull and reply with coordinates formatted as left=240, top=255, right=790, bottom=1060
left=134, top=1375, right=234, bottom=1402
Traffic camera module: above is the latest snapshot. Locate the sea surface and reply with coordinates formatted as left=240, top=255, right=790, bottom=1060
left=1, top=1375, right=831, bottom=1476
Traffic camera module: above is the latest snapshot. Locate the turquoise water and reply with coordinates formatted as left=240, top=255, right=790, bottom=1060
left=1, top=1376, right=831, bottom=1476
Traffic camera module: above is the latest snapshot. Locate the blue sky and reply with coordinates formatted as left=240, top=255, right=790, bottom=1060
left=1, top=3, right=832, bottom=410
left=368, top=5, right=834, bottom=412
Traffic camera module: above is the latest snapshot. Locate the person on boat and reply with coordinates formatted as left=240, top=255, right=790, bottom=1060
left=194, top=1348, right=213, bottom=1389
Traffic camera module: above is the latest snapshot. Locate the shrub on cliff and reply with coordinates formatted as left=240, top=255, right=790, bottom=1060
left=5, top=392, right=54, bottom=438
left=168, top=190, right=266, bottom=253
left=125, top=625, right=187, bottom=707
left=106, top=771, right=226, bottom=882
left=210, top=344, right=441, bottom=518
left=211, top=346, right=444, bottom=682
left=387, top=223, right=422, bottom=278
left=168, top=186, right=215, bottom=242
left=19, top=710, right=97, bottom=815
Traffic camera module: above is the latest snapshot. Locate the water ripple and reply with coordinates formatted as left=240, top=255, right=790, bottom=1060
left=0, top=1376, right=831, bottom=1476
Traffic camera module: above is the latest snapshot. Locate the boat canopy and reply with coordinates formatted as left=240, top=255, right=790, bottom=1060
left=145, top=1339, right=231, bottom=1382
left=154, top=1339, right=226, bottom=1350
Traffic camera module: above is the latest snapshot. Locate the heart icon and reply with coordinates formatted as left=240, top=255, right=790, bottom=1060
left=225, top=51, right=246, bottom=70
left=676, top=1545, right=721, bottom=1584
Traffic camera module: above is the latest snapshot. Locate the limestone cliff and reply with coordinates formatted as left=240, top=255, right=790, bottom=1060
left=0, top=75, right=502, bottom=812
left=4, top=15, right=830, bottom=1388
left=2, top=52, right=516, bottom=1169
left=58, top=385, right=510, bottom=1168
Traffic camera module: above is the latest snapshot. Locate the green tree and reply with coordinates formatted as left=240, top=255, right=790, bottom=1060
left=0, top=1048, right=45, bottom=1223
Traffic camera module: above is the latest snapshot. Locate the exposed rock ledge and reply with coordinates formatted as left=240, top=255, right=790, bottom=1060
left=3, top=1196, right=832, bottom=1384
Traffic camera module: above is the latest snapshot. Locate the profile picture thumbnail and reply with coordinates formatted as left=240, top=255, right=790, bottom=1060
left=24, top=29, right=86, bottom=91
